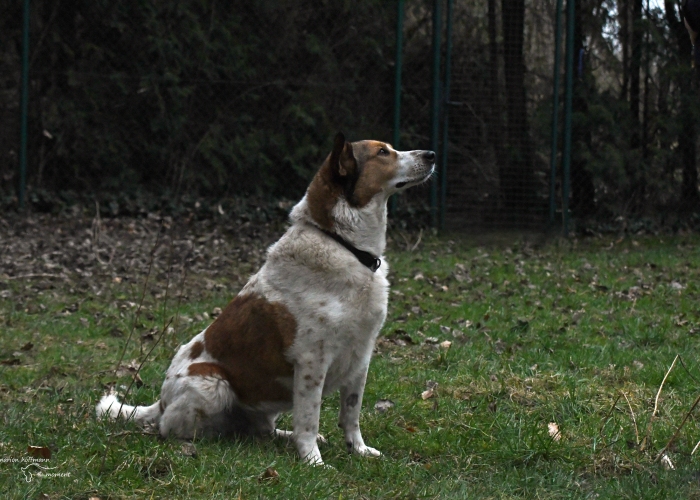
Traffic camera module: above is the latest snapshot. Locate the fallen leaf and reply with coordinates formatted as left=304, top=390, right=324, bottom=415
left=181, top=442, right=197, bottom=458
left=259, top=467, right=279, bottom=481
left=424, top=337, right=439, bottom=345
left=421, top=381, right=438, bottom=400
left=20, top=342, right=33, bottom=351
left=374, top=399, right=395, bottom=413
left=548, top=422, right=561, bottom=441
left=27, top=445, right=51, bottom=459
left=439, top=340, right=452, bottom=350
left=1, top=358, right=20, bottom=366
left=660, top=453, right=675, bottom=470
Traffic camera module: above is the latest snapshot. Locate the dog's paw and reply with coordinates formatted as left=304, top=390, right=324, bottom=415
left=302, top=450, right=325, bottom=466
left=354, top=445, right=381, bottom=457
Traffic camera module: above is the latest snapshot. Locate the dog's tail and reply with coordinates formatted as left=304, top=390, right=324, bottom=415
left=96, top=394, right=162, bottom=428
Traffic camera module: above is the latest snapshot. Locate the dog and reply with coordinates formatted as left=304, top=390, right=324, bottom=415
left=96, top=132, right=435, bottom=465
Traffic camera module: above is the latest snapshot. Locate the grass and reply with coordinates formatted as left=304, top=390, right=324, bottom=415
left=2, top=231, right=700, bottom=498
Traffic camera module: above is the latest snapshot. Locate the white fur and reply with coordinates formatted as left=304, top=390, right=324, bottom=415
left=96, top=142, right=434, bottom=466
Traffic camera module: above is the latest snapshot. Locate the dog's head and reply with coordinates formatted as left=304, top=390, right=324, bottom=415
left=306, top=132, right=435, bottom=230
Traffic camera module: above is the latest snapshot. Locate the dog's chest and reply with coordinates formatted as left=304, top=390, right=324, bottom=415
left=288, top=273, right=389, bottom=389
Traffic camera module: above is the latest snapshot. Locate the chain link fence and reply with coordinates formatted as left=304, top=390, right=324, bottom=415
left=3, top=0, right=700, bottom=232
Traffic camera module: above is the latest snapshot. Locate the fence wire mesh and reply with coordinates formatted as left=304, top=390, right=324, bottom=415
left=3, top=0, right=700, bottom=232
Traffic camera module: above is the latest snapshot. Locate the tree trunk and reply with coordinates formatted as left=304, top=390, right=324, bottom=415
left=619, top=0, right=629, bottom=101
left=665, top=0, right=699, bottom=207
left=487, top=0, right=504, bottom=177
left=500, top=0, right=534, bottom=222
left=571, top=0, right=595, bottom=219
left=625, top=0, right=645, bottom=210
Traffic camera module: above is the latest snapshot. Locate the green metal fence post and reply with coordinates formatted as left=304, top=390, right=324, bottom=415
left=439, top=0, right=453, bottom=231
left=549, top=0, right=564, bottom=226
left=562, top=0, right=575, bottom=235
left=19, top=0, right=30, bottom=210
left=430, top=0, right=442, bottom=228
left=390, top=0, right=405, bottom=217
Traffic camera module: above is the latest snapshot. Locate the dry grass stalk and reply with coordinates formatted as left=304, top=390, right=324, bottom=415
left=621, top=391, right=639, bottom=446
left=640, top=354, right=679, bottom=451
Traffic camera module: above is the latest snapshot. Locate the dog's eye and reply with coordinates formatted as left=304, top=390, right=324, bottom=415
left=378, top=148, right=389, bottom=156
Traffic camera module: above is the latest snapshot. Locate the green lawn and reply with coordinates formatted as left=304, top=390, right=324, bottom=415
left=2, top=231, right=700, bottom=499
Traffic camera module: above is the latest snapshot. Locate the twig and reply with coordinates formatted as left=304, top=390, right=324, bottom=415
left=410, top=228, right=423, bottom=252
left=598, top=393, right=622, bottom=438
left=107, top=430, right=159, bottom=438
left=654, top=355, right=679, bottom=418
left=621, top=391, right=639, bottom=446
left=161, top=236, right=175, bottom=332
left=99, top=316, right=173, bottom=474
left=120, top=317, right=173, bottom=422
left=678, top=355, right=700, bottom=387
left=6, top=273, right=66, bottom=280
left=112, top=226, right=162, bottom=378
left=99, top=227, right=162, bottom=475
left=641, top=354, right=679, bottom=451
left=655, top=392, right=700, bottom=462
left=692, top=438, right=700, bottom=456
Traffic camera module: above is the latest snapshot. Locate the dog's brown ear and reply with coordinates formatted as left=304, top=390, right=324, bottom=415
left=329, top=132, right=357, bottom=179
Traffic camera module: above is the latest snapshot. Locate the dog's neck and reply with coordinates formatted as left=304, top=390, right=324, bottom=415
left=290, top=195, right=388, bottom=258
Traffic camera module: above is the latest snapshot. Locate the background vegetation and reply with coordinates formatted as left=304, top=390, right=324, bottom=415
left=1, top=0, right=700, bottom=227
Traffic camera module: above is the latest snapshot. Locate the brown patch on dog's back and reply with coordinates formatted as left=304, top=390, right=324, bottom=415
left=189, top=341, right=204, bottom=360
left=202, top=294, right=297, bottom=405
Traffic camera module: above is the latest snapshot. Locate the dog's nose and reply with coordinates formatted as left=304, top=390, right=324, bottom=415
left=422, top=150, right=436, bottom=162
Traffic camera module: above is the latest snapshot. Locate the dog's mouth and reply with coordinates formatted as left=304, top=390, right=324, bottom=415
left=395, top=166, right=435, bottom=189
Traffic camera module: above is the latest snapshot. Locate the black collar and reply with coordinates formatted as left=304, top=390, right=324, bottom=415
left=321, top=229, right=381, bottom=272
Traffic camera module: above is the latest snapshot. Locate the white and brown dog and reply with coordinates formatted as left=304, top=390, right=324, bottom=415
left=96, top=132, right=435, bottom=465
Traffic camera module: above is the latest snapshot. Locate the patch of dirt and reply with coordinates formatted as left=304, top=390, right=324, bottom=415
left=0, top=211, right=287, bottom=303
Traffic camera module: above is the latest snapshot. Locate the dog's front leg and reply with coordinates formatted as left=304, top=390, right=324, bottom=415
left=339, top=367, right=381, bottom=457
left=292, top=359, right=326, bottom=465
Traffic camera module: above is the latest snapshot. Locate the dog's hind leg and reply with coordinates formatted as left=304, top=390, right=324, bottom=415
left=159, top=366, right=239, bottom=439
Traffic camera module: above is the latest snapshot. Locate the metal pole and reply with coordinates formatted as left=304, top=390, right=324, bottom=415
left=19, top=0, right=30, bottom=210
left=562, top=0, right=575, bottom=235
left=430, top=0, right=442, bottom=228
left=390, top=0, right=405, bottom=216
left=439, top=0, right=453, bottom=231
left=549, top=0, right=564, bottom=226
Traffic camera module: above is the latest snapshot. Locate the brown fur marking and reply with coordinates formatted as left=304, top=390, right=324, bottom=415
left=201, top=294, right=297, bottom=405
left=307, top=141, right=357, bottom=229
left=351, top=141, right=399, bottom=207
left=189, top=341, right=204, bottom=360
left=306, top=138, right=398, bottom=229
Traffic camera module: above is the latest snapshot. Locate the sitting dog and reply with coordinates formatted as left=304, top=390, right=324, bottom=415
left=96, top=132, right=435, bottom=465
